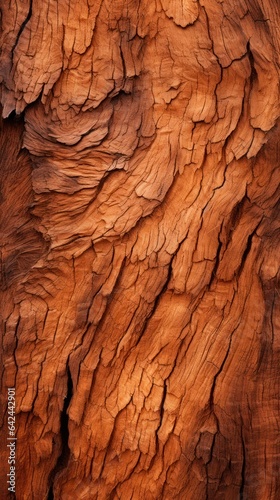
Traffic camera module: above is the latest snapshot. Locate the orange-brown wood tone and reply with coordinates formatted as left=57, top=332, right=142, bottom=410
left=1, top=1, right=279, bottom=498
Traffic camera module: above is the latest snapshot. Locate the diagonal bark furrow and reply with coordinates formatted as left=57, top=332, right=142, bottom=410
left=47, top=365, right=73, bottom=498
left=10, top=0, right=33, bottom=64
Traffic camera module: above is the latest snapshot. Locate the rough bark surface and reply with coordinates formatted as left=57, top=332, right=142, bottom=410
left=0, top=0, right=280, bottom=499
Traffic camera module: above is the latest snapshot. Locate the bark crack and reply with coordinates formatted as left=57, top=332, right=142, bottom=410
left=237, top=218, right=262, bottom=278
left=209, top=330, right=234, bottom=419
left=47, top=365, right=72, bottom=499
left=11, top=0, right=33, bottom=65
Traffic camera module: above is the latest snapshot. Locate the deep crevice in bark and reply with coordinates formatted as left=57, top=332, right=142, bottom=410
left=47, top=366, right=73, bottom=499
left=237, top=224, right=259, bottom=278
left=247, top=42, right=258, bottom=86
left=11, top=0, right=33, bottom=65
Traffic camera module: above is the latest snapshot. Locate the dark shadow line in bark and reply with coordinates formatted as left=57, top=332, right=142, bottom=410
left=47, top=365, right=73, bottom=499
left=11, top=0, right=33, bottom=67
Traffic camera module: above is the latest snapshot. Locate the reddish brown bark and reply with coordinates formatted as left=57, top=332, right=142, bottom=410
left=0, top=1, right=280, bottom=498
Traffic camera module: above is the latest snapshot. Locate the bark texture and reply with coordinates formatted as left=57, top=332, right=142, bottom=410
left=0, top=0, right=280, bottom=498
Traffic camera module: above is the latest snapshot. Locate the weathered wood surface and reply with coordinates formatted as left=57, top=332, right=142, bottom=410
left=0, top=0, right=280, bottom=498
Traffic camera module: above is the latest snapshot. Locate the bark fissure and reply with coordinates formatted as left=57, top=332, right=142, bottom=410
left=47, top=365, right=73, bottom=498
left=237, top=222, right=261, bottom=278
left=10, top=0, right=33, bottom=64
left=209, top=330, right=234, bottom=417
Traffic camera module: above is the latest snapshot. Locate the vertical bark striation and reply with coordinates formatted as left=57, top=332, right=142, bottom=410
left=0, top=0, right=279, bottom=498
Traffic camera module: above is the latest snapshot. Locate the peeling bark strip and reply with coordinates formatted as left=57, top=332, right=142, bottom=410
left=0, top=0, right=280, bottom=498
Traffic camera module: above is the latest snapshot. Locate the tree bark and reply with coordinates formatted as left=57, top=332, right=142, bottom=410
left=1, top=0, right=280, bottom=498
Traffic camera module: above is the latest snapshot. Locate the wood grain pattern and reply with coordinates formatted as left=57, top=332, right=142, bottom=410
left=0, top=1, right=279, bottom=498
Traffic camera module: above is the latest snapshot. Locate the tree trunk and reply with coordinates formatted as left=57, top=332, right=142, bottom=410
left=1, top=1, right=279, bottom=498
